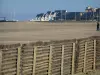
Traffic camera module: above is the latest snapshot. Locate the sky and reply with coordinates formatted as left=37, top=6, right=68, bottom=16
left=0, top=0, right=100, bottom=20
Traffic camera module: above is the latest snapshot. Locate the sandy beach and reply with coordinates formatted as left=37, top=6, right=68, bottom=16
left=0, top=21, right=100, bottom=44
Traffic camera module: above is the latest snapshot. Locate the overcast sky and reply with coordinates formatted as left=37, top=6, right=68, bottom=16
left=0, top=0, right=100, bottom=20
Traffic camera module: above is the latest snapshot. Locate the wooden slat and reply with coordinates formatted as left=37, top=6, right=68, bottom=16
left=17, top=47, right=21, bottom=75
left=84, top=42, right=87, bottom=73
left=72, top=43, right=75, bottom=75
left=48, top=45, right=52, bottom=75
left=33, top=46, right=37, bottom=75
left=2, top=68, right=16, bottom=73
left=0, top=50, right=2, bottom=75
left=61, top=45, right=64, bottom=75
left=2, top=71, right=16, bottom=75
left=94, top=40, right=96, bottom=71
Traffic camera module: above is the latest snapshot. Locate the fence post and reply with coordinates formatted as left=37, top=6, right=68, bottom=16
left=48, top=45, right=53, bottom=75
left=0, top=50, right=2, bottom=75
left=72, top=43, right=75, bottom=75
left=33, top=46, right=37, bottom=75
left=93, top=40, right=96, bottom=71
left=84, top=42, right=87, bottom=73
left=61, top=45, right=64, bottom=75
left=17, top=46, right=21, bottom=75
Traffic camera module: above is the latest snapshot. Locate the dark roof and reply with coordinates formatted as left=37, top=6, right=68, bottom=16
left=36, top=13, right=44, bottom=17
left=51, top=12, right=54, bottom=15
left=47, top=11, right=51, bottom=15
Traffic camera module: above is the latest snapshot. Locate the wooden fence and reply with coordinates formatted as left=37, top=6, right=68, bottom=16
left=0, top=36, right=100, bottom=75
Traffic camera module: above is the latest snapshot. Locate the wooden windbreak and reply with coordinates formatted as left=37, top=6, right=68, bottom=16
left=0, top=44, right=20, bottom=75
left=96, top=36, right=100, bottom=70
left=0, top=36, right=100, bottom=75
left=75, top=37, right=98, bottom=73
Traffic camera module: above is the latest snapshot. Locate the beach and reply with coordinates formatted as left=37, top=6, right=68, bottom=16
left=0, top=21, right=100, bottom=44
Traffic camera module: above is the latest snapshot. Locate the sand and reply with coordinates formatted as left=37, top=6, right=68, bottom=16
left=0, top=21, right=100, bottom=44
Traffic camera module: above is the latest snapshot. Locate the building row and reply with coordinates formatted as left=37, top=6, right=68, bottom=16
left=30, top=6, right=100, bottom=21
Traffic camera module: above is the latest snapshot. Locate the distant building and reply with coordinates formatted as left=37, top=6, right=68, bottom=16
left=30, top=6, right=100, bottom=22
left=54, top=10, right=66, bottom=20
left=96, top=8, right=100, bottom=14
left=85, top=6, right=96, bottom=12
left=96, top=8, right=100, bottom=21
